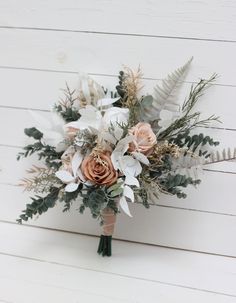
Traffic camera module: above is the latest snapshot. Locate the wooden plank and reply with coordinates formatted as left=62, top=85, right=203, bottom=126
left=0, top=0, right=236, bottom=41
left=1, top=185, right=236, bottom=256
left=0, top=107, right=235, bottom=162
left=0, top=256, right=126, bottom=303
left=0, top=222, right=236, bottom=297
left=1, top=68, right=236, bottom=129
left=1, top=254, right=236, bottom=303
left=0, top=28, right=236, bottom=86
left=1, top=146, right=236, bottom=215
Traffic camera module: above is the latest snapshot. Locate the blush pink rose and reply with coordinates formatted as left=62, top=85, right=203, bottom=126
left=128, top=122, right=157, bottom=155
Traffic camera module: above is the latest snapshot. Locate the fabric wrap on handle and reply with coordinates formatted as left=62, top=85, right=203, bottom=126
left=101, top=207, right=116, bottom=236
left=97, top=206, right=117, bottom=256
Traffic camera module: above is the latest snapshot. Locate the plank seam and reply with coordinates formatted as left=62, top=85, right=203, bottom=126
left=0, top=65, right=235, bottom=88
left=1, top=220, right=236, bottom=259
left=0, top=250, right=235, bottom=298
left=1, top=25, right=236, bottom=44
left=2, top=180, right=236, bottom=216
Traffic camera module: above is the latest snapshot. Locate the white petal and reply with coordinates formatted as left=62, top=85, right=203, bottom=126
left=132, top=152, right=150, bottom=166
left=55, top=170, right=74, bottom=183
left=72, top=151, right=83, bottom=176
left=77, top=105, right=103, bottom=130
left=119, top=196, right=132, bottom=217
left=103, top=107, right=129, bottom=127
left=114, top=135, right=134, bottom=153
left=113, top=127, right=123, bottom=140
left=77, top=168, right=86, bottom=182
left=65, top=183, right=79, bottom=192
left=97, top=98, right=120, bottom=107
left=125, top=175, right=140, bottom=187
left=122, top=156, right=142, bottom=177
left=124, top=185, right=134, bottom=202
left=101, top=131, right=117, bottom=144
left=79, top=73, right=91, bottom=104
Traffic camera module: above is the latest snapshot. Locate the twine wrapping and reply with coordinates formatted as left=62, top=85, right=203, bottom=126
left=101, top=207, right=116, bottom=236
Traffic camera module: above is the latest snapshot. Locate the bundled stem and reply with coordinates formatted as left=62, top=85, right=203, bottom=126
left=97, top=207, right=117, bottom=257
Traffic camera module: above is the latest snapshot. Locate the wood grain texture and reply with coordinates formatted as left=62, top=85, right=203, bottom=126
left=1, top=222, right=236, bottom=299
left=5, top=253, right=235, bottom=303
left=0, top=0, right=236, bottom=41
left=0, top=28, right=236, bottom=86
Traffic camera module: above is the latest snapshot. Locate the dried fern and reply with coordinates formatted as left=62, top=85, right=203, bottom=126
left=205, top=148, right=236, bottom=165
left=143, top=57, right=193, bottom=121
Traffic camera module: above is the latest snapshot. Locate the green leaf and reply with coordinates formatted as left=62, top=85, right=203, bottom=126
left=110, top=187, right=124, bottom=197
left=141, top=95, right=153, bottom=108
left=24, top=127, right=43, bottom=140
left=107, top=182, right=122, bottom=193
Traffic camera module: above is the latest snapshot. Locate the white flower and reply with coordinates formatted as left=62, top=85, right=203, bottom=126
left=65, top=105, right=129, bottom=143
left=111, top=136, right=142, bottom=188
left=55, top=151, right=84, bottom=192
left=118, top=185, right=135, bottom=217
left=102, top=107, right=129, bottom=129
left=97, top=97, right=120, bottom=108
left=65, top=105, right=103, bottom=131
left=77, top=73, right=105, bottom=107
left=29, top=110, right=66, bottom=152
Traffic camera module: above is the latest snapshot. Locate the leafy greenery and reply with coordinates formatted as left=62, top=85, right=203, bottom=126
left=115, top=70, right=127, bottom=105
left=54, top=83, right=81, bottom=122
left=24, top=127, right=43, bottom=140
left=170, top=131, right=219, bottom=157
left=17, top=127, right=63, bottom=169
left=17, top=186, right=61, bottom=223
left=159, top=174, right=201, bottom=198
left=59, top=183, right=83, bottom=212
left=80, top=186, right=119, bottom=219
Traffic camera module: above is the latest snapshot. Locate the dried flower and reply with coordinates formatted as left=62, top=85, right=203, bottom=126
left=149, top=141, right=182, bottom=165
left=81, top=151, right=118, bottom=186
left=128, top=122, right=157, bottom=155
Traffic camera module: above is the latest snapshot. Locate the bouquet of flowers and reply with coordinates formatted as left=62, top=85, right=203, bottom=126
left=17, top=59, right=235, bottom=256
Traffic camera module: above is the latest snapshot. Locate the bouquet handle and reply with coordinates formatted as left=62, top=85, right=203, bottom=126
left=97, top=207, right=116, bottom=256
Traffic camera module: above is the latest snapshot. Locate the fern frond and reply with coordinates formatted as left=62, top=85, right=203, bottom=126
left=171, top=153, right=204, bottom=179
left=205, top=148, right=236, bottom=165
left=143, top=57, right=193, bottom=121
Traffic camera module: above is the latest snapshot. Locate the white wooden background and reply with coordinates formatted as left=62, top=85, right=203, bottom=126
left=1, top=1, right=236, bottom=302
left=1, top=0, right=236, bottom=260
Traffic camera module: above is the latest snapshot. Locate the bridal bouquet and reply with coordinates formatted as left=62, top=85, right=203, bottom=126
left=17, top=59, right=232, bottom=256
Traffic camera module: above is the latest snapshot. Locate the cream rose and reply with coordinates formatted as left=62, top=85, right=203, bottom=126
left=128, top=122, right=157, bottom=154
left=81, top=152, right=118, bottom=186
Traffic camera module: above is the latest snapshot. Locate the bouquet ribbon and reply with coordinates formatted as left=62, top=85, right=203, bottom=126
left=97, top=207, right=117, bottom=256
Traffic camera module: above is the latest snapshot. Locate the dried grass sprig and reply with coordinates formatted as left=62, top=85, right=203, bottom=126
left=123, top=66, right=143, bottom=107
left=19, top=165, right=58, bottom=193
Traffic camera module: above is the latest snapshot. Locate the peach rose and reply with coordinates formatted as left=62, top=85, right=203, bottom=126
left=81, top=152, right=118, bottom=186
left=128, top=122, right=157, bottom=154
